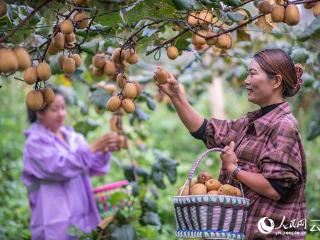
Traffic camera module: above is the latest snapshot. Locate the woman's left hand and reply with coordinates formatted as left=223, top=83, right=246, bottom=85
left=220, top=141, right=238, bottom=174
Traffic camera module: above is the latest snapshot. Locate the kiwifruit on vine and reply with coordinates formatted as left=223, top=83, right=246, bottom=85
left=24, top=67, right=38, bottom=85
left=0, top=0, right=7, bottom=18
left=116, top=73, right=128, bottom=89
left=26, top=90, right=44, bottom=111
left=74, top=12, right=89, bottom=29
left=73, top=0, right=90, bottom=5
left=121, top=98, right=135, bottom=113
left=153, top=68, right=169, bottom=84
left=106, top=95, right=121, bottom=112
left=70, top=54, right=81, bottom=68
left=313, top=3, right=320, bottom=17
left=217, top=33, right=232, bottom=49
left=104, top=60, right=117, bottom=76
left=271, top=5, right=285, bottom=22
left=124, top=49, right=139, bottom=64
left=60, top=19, right=74, bottom=34
left=13, top=47, right=31, bottom=70
left=62, top=57, right=76, bottom=74
left=0, top=48, right=18, bottom=73
left=41, top=87, right=55, bottom=105
left=36, top=62, right=52, bottom=81
left=187, top=10, right=213, bottom=26
left=257, top=0, right=271, bottom=14
left=166, top=46, right=179, bottom=60
left=285, top=4, right=300, bottom=26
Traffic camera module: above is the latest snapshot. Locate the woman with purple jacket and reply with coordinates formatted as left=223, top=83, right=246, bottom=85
left=22, top=88, right=119, bottom=240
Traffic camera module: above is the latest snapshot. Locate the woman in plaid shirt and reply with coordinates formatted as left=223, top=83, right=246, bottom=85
left=156, top=49, right=307, bottom=239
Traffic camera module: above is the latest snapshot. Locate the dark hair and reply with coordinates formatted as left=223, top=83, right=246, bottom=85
left=253, top=49, right=303, bottom=97
left=27, top=86, right=65, bottom=123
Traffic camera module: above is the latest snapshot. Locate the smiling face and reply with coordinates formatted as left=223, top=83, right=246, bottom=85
left=244, top=59, right=284, bottom=107
left=37, top=94, right=67, bottom=133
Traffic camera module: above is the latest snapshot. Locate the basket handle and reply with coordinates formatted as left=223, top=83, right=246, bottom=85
left=179, top=148, right=245, bottom=198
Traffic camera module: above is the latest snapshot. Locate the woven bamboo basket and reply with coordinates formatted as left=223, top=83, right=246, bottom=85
left=173, top=148, right=250, bottom=239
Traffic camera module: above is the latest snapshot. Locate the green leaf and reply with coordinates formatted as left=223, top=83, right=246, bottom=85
left=73, top=119, right=99, bottom=136
left=141, top=211, right=161, bottom=226
left=110, top=192, right=128, bottom=206
left=291, top=48, right=310, bottom=64
left=111, top=224, right=136, bottom=240
left=298, top=17, right=320, bottom=41
left=141, top=197, right=158, bottom=212
left=80, top=38, right=100, bottom=55
left=146, top=96, right=156, bottom=111
left=307, top=121, right=320, bottom=141
left=89, top=88, right=111, bottom=108
left=226, top=12, right=245, bottom=22
left=172, top=0, right=203, bottom=10
left=221, top=0, right=242, bottom=7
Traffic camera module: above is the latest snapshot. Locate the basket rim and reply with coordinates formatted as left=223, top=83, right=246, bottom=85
left=173, top=194, right=250, bottom=201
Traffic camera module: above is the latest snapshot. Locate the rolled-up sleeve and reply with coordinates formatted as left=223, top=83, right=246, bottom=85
left=204, top=116, right=247, bottom=148
left=258, top=120, right=303, bottom=186
left=89, top=151, right=111, bottom=176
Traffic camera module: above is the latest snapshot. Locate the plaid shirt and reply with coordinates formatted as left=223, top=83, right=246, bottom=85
left=204, top=101, right=307, bottom=239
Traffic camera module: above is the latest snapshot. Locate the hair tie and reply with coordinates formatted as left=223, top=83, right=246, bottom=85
left=294, top=64, right=304, bottom=91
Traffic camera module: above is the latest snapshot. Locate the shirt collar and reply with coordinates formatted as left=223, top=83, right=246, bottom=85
left=246, top=101, right=292, bottom=136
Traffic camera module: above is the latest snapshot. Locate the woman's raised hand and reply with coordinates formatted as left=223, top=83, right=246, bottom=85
left=90, top=132, right=119, bottom=153
left=155, top=66, right=183, bottom=99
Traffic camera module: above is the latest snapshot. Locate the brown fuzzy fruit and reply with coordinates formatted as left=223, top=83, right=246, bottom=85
left=74, top=12, right=89, bottom=29
left=206, top=31, right=218, bottom=46
left=271, top=5, right=285, bottom=22
left=73, top=0, right=89, bottom=5
left=47, top=42, right=60, bottom=55
left=178, top=186, right=190, bottom=196
left=154, top=69, right=169, bottom=84
left=124, top=49, right=139, bottom=65
left=13, top=47, right=31, bottom=71
left=207, top=190, right=219, bottom=195
left=70, top=54, right=81, bottom=68
left=313, top=3, right=320, bottom=17
left=192, top=30, right=207, bottom=46
left=197, top=172, right=213, bottom=184
left=116, top=73, right=128, bottom=88
left=285, top=4, right=300, bottom=26
left=0, top=0, right=7, bottom=17
left=121, top=99, right=135, bottom=113
left=304, top=2, right=315, bottom=9
left=235, top=188, right=242, bottom=197
left=257, top=0, right=271, bottom=14
left=53, top=32, right=65, bottom=50
left=190, top=183, right=207, bottom=195
left=92, top=53, right=105, bottom=69
left=123, top=82, right=138, bottom=99
left=217, top=34, right=232, bottom=49
left=198, top=10, right=213, bottom=25
left=60, top=19, right=74, bottom=34
left=92, top=67, right=104, bottom=77
left=36, top=62, right=51, bottom=81
left=135, top=82, right=142, bottom=96
left=58, top=55, right=67, bottom=70
left=41, top=87, right=55, bottom=105
left=104, top=60, right=117, bottom=76
left=205, top=179, right=222, bottom=191
left=106, top=96, right=121, bottom=112
left=167, top=46, right=179, bottom=60
left=218, top=184, right=238, bottom=196
left=112, top=48, right=125, bottom=64
left=63, top=57, right=76, bottom=74
left=0, top=48, right=18, bottom=73
left=26, top=90, right=44, bottom=111
left=24, top=67, right=38, bottom=85
left=65, top=32, right=76, bottom=43
left=187, top=12, right=199, bottom=26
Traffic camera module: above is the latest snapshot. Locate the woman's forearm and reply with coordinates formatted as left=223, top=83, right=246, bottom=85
left=236, top=170, right=281, bottom=201
left=170, top=94, right=205, bottom=132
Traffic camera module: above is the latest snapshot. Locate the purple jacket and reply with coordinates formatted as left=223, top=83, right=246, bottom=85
left=22, top=122, right=111, bottom=240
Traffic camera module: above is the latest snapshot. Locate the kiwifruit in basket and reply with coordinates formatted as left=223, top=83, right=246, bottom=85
left=217, top=184, right=239, bottom=196
left=207, top=190, right=219, bottom=195
left=190, top=183, right=207, bottom=195
left=197, top=171, right=213, bottom=184
left=205, top=179, right=222, bottom=191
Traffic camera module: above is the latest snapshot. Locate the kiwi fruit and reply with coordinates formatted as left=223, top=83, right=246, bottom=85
left=58, top=55, right=67, bottom=70
left=41, top=87, right=55, bottom=105
left=134, top=82, right=142, bottom=96
left=313, top=3, right=320, bottom=17
left=285, top=4, right=300, bottom=26
left=104, top=60, right=117, bottom=76
left=206, top=31, right=218, bottom=46
left=73, top=0, right=89, bottom=5
left=217, top=34, right=232, bottom=49
left=190, top=183, right=207, bottom=195
left=121, top=98, right=135, bottom=113
left=271, top=5, right=285, bottom=22
left=63, top=57, right=76, bottom=74
left=192, top=30, right=207, bottom=46
left=207, top=190, right=219, bottom=195
left=106, top=96, right=121, bottom=112
left=24, top=67, right=38, bottom=85
left=60, top=19, right=74, bottom=34
left=52, top=32, right=65, bottom=50
left=0, top=0, right=7, bottom=18
left=124, top=49, right=138, bottom=64
left=166, top=46, right=179, bottom=60
left=112, top=48, right=125, bottom=64
left=26, top=90, right=44, bottom=111
left=36, top=62, right=51, bottom=81
left=47, top=42, right=60, bottom=55
left=70, top=54, right=81, bottom=68
left=235, top=188, right=242, bottom=197
left=92, top=66, right=104, bottom=77
left=187, top=12, right=198, bottom=26
left=123, top=82, right=138, bottom=99
left=116, top=73, right=128, bottom=88
left=74, top=12, right=89, bottom=29
left=0, top=48, right=18, bottom=73
left=65, top=32, right=76, bottom=43
left=92, top=53, right=105, bottom=69
left=13, top=47, right=31, bottom=71
left=217, top=184, right=238, bottom=196
left=178, top=186, right=190, bottom=196
left=205, top=179, right=222, bottom=191
left=198, top=10, right=213, bottom=25
left=257, top=0, right=271, bottom=14
left=304, top=2, right=315, bottom=9
left=154, top=69, right=169, bottom=84
left=197, top=172, right=213, bottom=184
